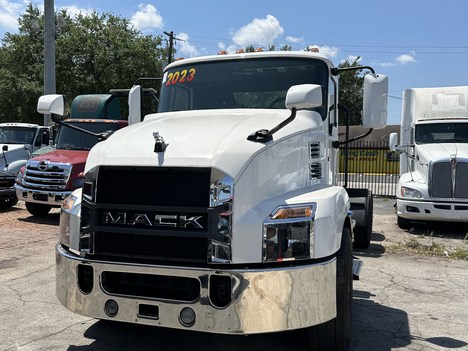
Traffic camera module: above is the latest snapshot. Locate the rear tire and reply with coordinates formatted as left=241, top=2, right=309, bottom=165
left=308, top=227, right=353, bottom=351
left=25, top=202, right=52, bottom=216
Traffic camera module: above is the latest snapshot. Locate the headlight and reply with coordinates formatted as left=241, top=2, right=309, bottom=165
left=400, top=186, right=423, bottom=199
left=262, top=203, right=316, bottom=262
left=59, top=192, right=80, bottom=247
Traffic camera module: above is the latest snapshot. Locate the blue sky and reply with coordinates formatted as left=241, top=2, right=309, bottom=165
left=1, top=0, right=467, bottom=125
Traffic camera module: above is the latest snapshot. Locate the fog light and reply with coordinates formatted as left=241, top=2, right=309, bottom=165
left=179, top=307, right=196, bottom=327
left=104, top=299, right=119, bottom=317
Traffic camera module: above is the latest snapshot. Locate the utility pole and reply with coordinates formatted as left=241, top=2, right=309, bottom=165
left=44, top=0, right=56, bottom=126
left=163, top=31, right=183, bottom=65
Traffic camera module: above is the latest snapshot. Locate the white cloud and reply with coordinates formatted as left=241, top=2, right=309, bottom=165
left=232, top=14, right=284, bottom=47
left=285, top=35, right=303, bottom=44
left=60, top=5, right=94, bottom=18
left=307, top=44, right=339, bottom=58
left=176, top=32, right=198, bottom=58
left=130, top=3, right=163, bottom=31
left=380, top=62, right=395, bottom=67
left=344, top=55, right=362, bottom=64
left=396, top=52, right=417, bottom=65
left=0, top=0, right=27, bottom=30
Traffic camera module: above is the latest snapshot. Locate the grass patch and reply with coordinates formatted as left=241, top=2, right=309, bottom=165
left=389, top=238, right=468, bottom=260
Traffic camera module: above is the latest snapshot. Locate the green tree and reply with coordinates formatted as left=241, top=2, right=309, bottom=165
left=337, top=57, right=365, bottom=125
left=0, top=3, right=167, bottom=124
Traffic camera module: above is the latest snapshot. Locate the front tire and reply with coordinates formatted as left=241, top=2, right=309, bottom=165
left=397, top=215, right=411, bottom=229
left=25, top=202, right=52, bottom=216
left=308, top=227, right=353, bottom=351
left=353, top=193, right=373, bottom=249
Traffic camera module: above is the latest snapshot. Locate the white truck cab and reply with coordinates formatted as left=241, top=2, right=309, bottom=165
left=390, top=86, right=468, bottom=228
left=53, top=51, right=387, bottom=350
left=0, top=122, right=50, bottom=174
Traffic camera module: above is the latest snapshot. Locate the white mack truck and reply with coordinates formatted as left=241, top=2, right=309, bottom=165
left=44, top=51, right=388, bottom=350
left=390, top=86, right=468, bottom=229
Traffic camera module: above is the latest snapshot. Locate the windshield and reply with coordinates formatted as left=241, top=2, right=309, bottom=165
left=56, top=122, right=120, bottom=150
left=158, top=57, right=329, bottom=118
left=0, top=127, right=36, bottom=144
left=415, top=122, right=468, bottom=144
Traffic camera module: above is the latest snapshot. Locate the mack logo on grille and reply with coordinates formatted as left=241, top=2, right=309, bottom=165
left=101, top=211, right=206, bottom=230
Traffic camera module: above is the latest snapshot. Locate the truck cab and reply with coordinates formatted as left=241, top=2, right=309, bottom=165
left=0, top=123, right=50, bottom=174
left=53, top=51, right=387, bottom=350
left=15, top=94, right=129, bottom=216
left=390, top=86, right=468, bottom=228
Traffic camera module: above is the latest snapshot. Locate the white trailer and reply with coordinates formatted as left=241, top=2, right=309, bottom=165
left=390, top=86, right=468, bottom=228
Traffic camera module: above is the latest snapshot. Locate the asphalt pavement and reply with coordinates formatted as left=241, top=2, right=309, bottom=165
left=1, top=200, right=467, bottom=351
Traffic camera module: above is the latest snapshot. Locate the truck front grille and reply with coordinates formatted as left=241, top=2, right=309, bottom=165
left=87, top=166, right=212, bottom=263
left=430, top=160, right=468, bottom=198
left=96, top=166, right=210, bottom=207
left=0, top=175, right=15, bottom=188
left=94, top=232, right=208, bottom=262
left=23, top=160, right=71, bottom=191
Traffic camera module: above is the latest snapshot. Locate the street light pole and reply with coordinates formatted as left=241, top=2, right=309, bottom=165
left=44, top=0, right=56, bottom=126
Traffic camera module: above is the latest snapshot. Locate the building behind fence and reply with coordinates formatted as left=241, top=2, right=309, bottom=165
left=337, top=126, right=400, bottom=197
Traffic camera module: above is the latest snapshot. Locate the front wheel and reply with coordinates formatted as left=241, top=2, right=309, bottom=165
left=308, top=227, right=353, bottom=350
left=397, top=215, right=411, bottom=229
left=25, top=202, right=52, bottom=216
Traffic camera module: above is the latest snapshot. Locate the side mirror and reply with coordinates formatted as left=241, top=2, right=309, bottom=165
left=37, top=94, right=65, bottom=116
left=285, top=84, right=323, bottom=111
left=23, top=144, right=32, bottom=155
left=128, top=85, right=142, bottom=125
left=389, top=132, right=398, bottom=152
left=362, top=74, right=388, bottom=129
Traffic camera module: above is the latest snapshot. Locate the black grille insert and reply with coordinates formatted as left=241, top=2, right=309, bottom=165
left=102, top=271, right=200, bottom=302
left=94, top=231, right=208, bottom=262
left=96, top=166, right=211, bottom=207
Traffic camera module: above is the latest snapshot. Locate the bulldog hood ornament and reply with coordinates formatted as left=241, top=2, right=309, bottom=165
left=153, top=132, right=168, bottom=153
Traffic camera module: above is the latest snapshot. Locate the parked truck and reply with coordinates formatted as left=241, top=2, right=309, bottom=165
left=15, top=93, right=129, bottom=216
left=0, top=122, right=51, bottom=174
left=45, top=51, right=387, bottom=350
left=390, top=86, right=468, bottom=229
left=0, top=169, right=17, bottom=210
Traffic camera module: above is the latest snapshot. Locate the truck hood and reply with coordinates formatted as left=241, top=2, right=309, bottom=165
left=31, top=149, right=89, bottom=165
left=416, top=143, right=468, bottom=162
left=0, top=144, right=29, bottom=170
left=86, top=109, right=322, bottom=179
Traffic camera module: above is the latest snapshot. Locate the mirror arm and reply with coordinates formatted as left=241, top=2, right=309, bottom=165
left=331, top=65, right=375, bottom=76
left=50, top=114, right=111, bottom=141
left=247, top=108, right=297, bottom=143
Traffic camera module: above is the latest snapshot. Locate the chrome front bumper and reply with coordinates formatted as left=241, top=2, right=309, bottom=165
left=15, top=185, right=70, bottom=206
left=56, top=244, right=337, bottom=334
